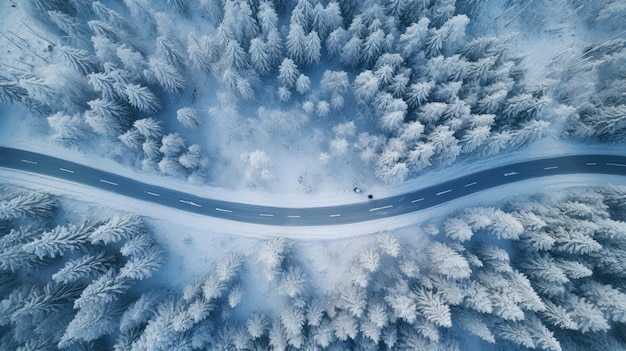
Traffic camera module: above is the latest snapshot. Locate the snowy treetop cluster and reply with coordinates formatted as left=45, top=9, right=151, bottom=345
left=3, top=183, right=626, bottom=350
left=3, top=0, right=621, bottom=188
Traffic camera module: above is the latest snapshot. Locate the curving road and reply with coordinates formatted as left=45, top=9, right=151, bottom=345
left=1, top=147, right=626, bottom=226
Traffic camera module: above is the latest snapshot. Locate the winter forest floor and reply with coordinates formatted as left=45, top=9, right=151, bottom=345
left=1, top=0, right=626, bottom=350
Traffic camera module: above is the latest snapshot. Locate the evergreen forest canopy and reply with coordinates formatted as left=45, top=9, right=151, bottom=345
left=0, top=0, right=623, bottom=187
left=2, top=184, right=626, bottom=350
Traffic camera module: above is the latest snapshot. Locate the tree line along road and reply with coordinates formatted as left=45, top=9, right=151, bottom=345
left=1, top=147, right=626, bottom=226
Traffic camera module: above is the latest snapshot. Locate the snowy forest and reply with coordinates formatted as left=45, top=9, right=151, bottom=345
left=1, top=0, right=626, bottom=350
left=0, top=0, right=623, bottom=188
left=3, top=184, right=626, bottom=350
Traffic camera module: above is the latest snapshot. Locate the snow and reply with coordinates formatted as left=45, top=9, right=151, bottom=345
left=1, top=0, right=626, bottom=347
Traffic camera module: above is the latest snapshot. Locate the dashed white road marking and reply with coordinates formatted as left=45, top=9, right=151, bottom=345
left=59, top=168, right=74, bottom=173
left=99, top=179, right=118, bottom=186
left=436, top=189, right=452, bottom=196
left=464, top=182, right=477, bottom=187
left=329, top=214, right=342, bottom=217
left=287, top=215, right=301, bottom=218
left=411, top=198, right=425, bottom=203
left=180, top=200, right=201, bottom=207
left=21, top=159, right=37, bottom=164
left=607, top=163, right=626, bottom=167
left=259, top=213, right=274, bottom=217
left=586, top=162, right=597, bottom=166
left=544, top=166, right=558, bottom=170
left=504, top=172, right=519, bottom=177
left=145, top=191, right=160, bottom=197
left=215, top=208, right=233, bottom=213
left=369, top=205, right=393, bottom=212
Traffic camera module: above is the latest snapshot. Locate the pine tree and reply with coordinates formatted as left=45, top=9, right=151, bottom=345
left=85, top=98, right=129, bottom=136
left=266, top=29, right=284, bottom=66
left=73, top=269, right=129, bottom=310
left=179, top=144, right=202, bottom=169
left=12, top=282, right=83, bottom=324
left=278, top=58, right=299, bottom=88
left=52, top=251, right=115, bottom=284
left=47, top=112, right=91, bottom=145
left=295, top=74, right=311, bottom=94
left=326, top=28, right=348, bottom=58
left=118, top=245, right=164, bottom=281
left=302, top=31, right=321, bottom=67
left=246, top=312, right=268, bottom=339
left=443, top=217, right=474, bottom=242
left=58, top=46, right=98, bottom=75
left=23, top=221, right=95, bottom=259
left=249, top=38, right=272, bottom=75
left=155, top=37, right=184, bottom=68
left=148, top=58, right=185, bottom=92
left=90, top=215, right=143, bottom=245
left=134, top=118, right=164, bottom=139
left=377, top=232, right=400, bottom=257
left=92, top=1, right=127, bottom=29
left=258, top=1, right=279, bottom=34
left=427, top=241, right=471, bottom=279
left=0, top=192, right=57, bottom=220
left=176, top=107, right=201, bottom=128
left=0, top=80, right=29, bottom=105
left=124, top=84, right=161, bottom=113
left=47, top=10, right=86, bottom=37
left=278, top=265, right=306, bottom=298
left=160, top=133, right=185, bottom=157
left=224, top=40, right=249, bottom=71
left=339, top=36, right=363, bottom=67
left=333, top=311, right=358, bottom=341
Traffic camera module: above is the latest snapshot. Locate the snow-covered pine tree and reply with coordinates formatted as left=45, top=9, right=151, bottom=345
left=155, top=37, right=184, bottom=68
left=258, top=1, right=279, bottom=34
left=118, top=245, right=164, bottom=281
left=117, top=128, right=145, bottom=150
left=0, top=79, right=29, bottom=105
left=47, top=112, right=91, bottom=145
left=302, top=30, right=321, bottom=67
left=257, top=237, right=290, bottom=280
left=73, top=269, right=129, bottom=310
left=84, top=98, right=128, bottom=136
left=224, top=39, right=250, bottom=71
left=159, top=133, right=185, bottom=157
left=133, top=118, right=163, bottom=139
left=278, top=58, right=299, bottom=88
left=148, top=58, right=185, bottom=93
left=52, top=251, right=115, bottom=284
left=340, top=36, right=363, bottom=67
left=89, top=215, right=143, bottom=245
left=124, top=84, right=161, bottom=113
left=249, top=37, right=272, bottom=75
left=427, top=241, right=471, bottom=279
left=58, top=46, right=98, bottom=75
left=47, top=10, right=85, bottom=37
left=176, top=107, right=201, bottom=128
left=377, top=232, right=400, bottom=257
left=0, top=191, right=57, bottom=220
left=22, top=221, right=95, bottom=259
left=278, top=265, right=306, bottom=298
left=179, top=144, right=202, bottom=169
left=120, top=232, right=156, bottom=258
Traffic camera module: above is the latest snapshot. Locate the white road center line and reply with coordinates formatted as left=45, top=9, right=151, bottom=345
left=59, top=168, right=74, bottom=173
left=436, top=189, right=452, bottom=196
left=411, top=198, right=425, bottom=203
left=21, top=159, right=37, bottom=164
left=215, top=208, right=233, bottom=213
left=287, top=215, right=301, bottom=218
left=145, top=191, right=160, bottom=197
left=504, top=172, right=519, bottom=176
left=329, top=214, right=342, bottom=217
left=369, top=205, right=393, bottom=212
left=544, top=166, right=558, bottom=170
left=464, top=182, right=477, bottom=187
left=586, top=162, right=597, bottom=166
left=180, top=200, right=201, bottom=207
left=607, top=163, right=626, bottom=167
left=259, top=213, right=274, bottom=217
left=99, top=179, right=118, bottom=186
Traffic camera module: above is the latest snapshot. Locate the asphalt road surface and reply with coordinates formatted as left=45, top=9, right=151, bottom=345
left=1, top=147, right=625, bottom=226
